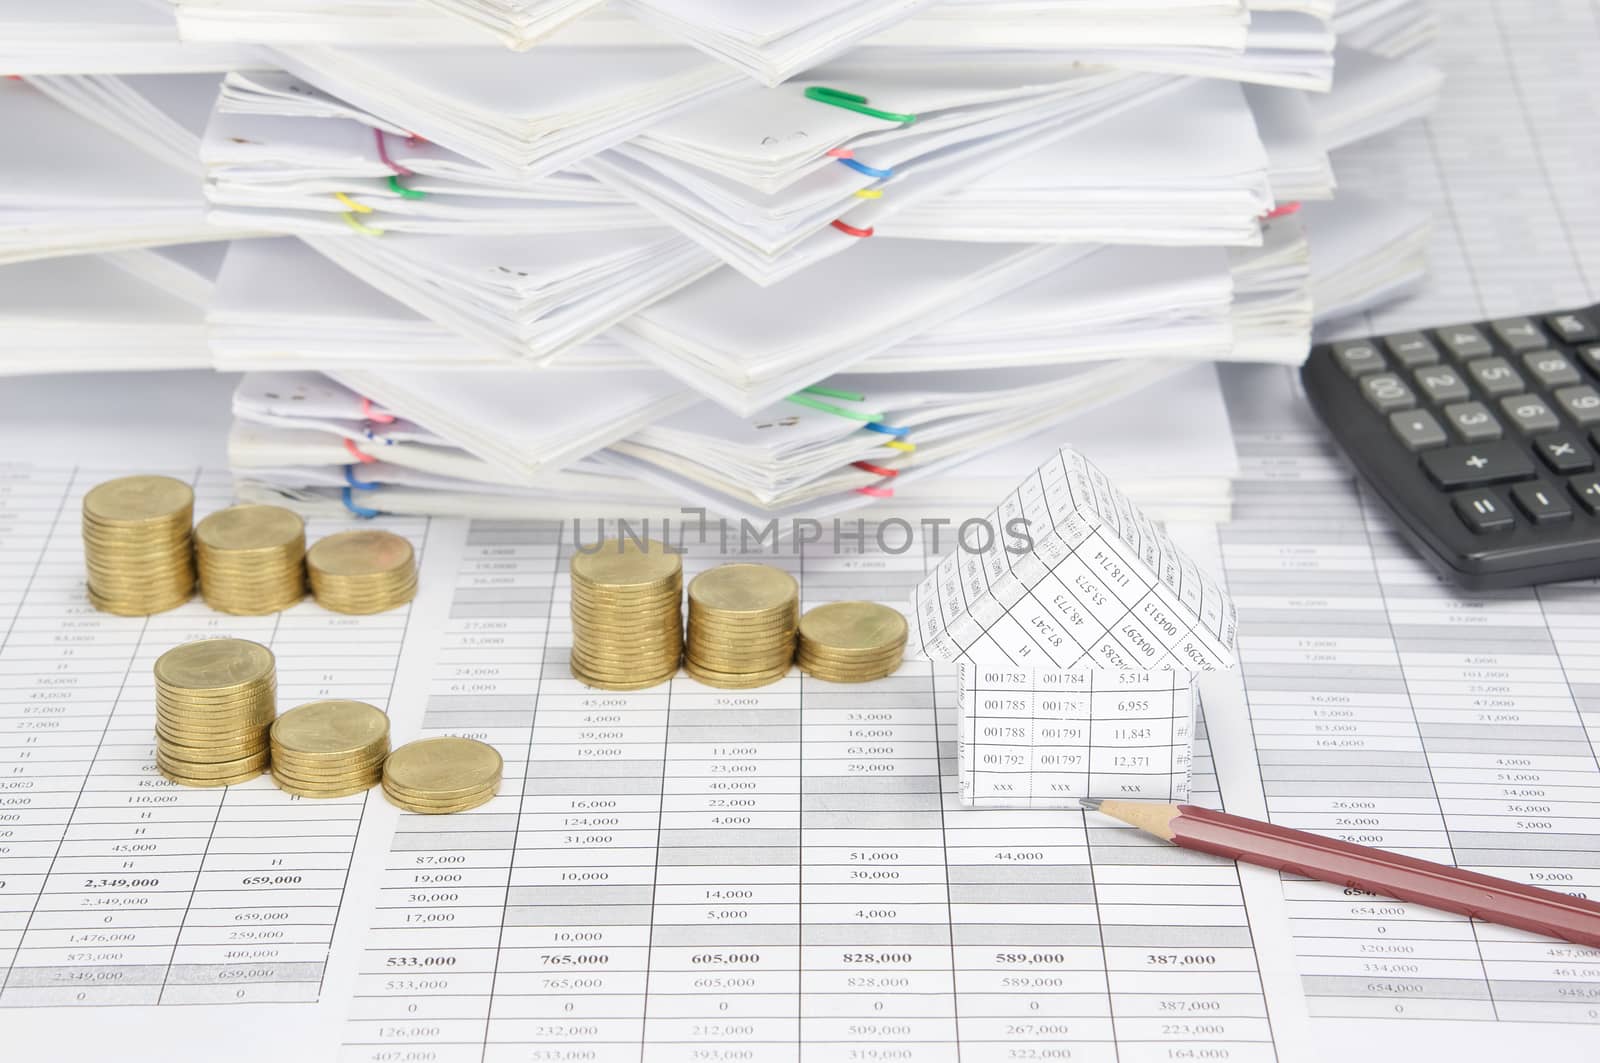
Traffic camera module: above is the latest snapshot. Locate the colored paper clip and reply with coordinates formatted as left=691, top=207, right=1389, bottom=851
left=800, top=385, right=865, bottom=402
left=862, top=421, right=910, bottom=438
left=334, top=191, right=372, bottom=214
left=341, top=212, right=384, bottom=236
left=1262, top=201, right=1302, bottom=220
left=854, top=188, right=883, bottom=200
left=387, top=175, right=427, bottom=200
left=344, top=438, right=377, bottom=464
left=836, top=156, right=893, bottom=179
left=373, top=127, right=414, bottom=176
left=804, top=86, right=916, bottom=126
left=831, top=219, right=874, bottom=238
left=882, top=439, right=915, bottom=453
left=852, top=460, right=899, bottom=478
left=856, top=485, right=895, bottom=498
left=361, top=396, right=396, bottom=424
left=826, top=148, right=854, bottom=159
left=786, top=394, right=883, bottom=422
left=342, top=486, right=382, bottom=518
left=345, top=465, right=380, bottom=490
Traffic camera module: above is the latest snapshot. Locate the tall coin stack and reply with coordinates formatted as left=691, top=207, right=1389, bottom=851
left=569, top=538, right=683, bottom=690
left=685, top=563, right=799, bottom=689
left=382, top=737, right=503, bottom=814
left=195, top=504, right=307, bottom=615
left=270, top=699, right=390, bottom=798
left=154, top=638, right=276, bottom=787
left=306, top=529, right=418, bottom=614
left=798, top=601, right=909, bottom=683
left=81, top=475, right=195, bottom=616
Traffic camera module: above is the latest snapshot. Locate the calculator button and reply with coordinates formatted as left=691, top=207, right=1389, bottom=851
left=1521, top=350, right=1581, bottom=389
left=1442, top=401, right=1503, bottom=442
left=1511, top=481, right=1573, bottom=524
left=1571, top=475, right=1600, bottom=515
left=1554, top=385, right=1600, bottom=426
left=1438, top=324, right=1493, bottom=360
left=1452, top=490, right=1515, bottom=533
left=1578, top=345, right=1600, bottom=376
left=1359, top=372, right=1415, bottom=412
left=1383, top=332, right=1440, bottom=367
left=1535, top=433, right=1594, bottom=474
left=1547, top=311, right=1598, bottom=343
left=1420, top=442, right=1535, bottom=489
left=1499, top=394, right=1560, bottom=434
left=1466, top=357, right=1525, bottom=397
left=1414, top=365, right=1470, bottom=404
left=1388, top=409, right=1447, bottom=451
left=1331, top=341, right=1385, bottom=377
left=1491, top=317, right=1547, bottom=351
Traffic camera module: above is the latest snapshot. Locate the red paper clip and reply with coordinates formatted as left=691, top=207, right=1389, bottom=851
left=856, top=485, right=894, bottom=498
left=361, top=396, right=396, bottom=424
left=1262, top=201, right=1302, bottom=220
left=826, top=148, right=854, bottom=159
left=344, top=438, right=377, bottom=464
left=831, top=219, right=874, bottom=238
left=373, top=127, right=414, bottom=176
left=852, top=460, right=899, bottom=478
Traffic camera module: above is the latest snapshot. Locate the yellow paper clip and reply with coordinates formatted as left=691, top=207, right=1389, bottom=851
left=334, top=191, right=372, bottom=214
left=854, top=188, right=884, bottom=199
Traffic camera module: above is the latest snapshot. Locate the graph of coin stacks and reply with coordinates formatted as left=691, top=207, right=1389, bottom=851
left=305, top=528, right=418, bottom=613
left=80, top=475, right=195, bottom=616
left=269, top=699, right=391, bottom=798
left=193, top=503, right=307, bottom=615
left=797, top=600, right=909, bottom=682
left=153, top=638, right=277, bottom=788
left=684, top=563, right=799, bottom=688
left=568, top=538, right=685, bottom=690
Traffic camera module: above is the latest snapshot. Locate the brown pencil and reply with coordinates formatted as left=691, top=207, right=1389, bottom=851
left=1083, top=799, right=1600, bottom=949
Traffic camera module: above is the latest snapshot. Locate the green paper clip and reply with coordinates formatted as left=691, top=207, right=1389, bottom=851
left=803, top=86, right=917, bottom=126
left=786, top=394, right=884, bottom=423
left=387, top=175, right=427, bottom=200
left=800, top=385, right=866, bottom=402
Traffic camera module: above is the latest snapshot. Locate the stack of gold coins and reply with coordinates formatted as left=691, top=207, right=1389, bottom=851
left=306, top=529, right=417, bottom=614
left=270, top=699, right=390, bottom=798
left=382, top=736, right=502, bottom=814
left=798, top=601, right=909, bottom=683
left=195, top=504, right=307, bottom=615
left=81, top=475, right=195, bottom=616
left=569, top=538, right=683, bottom=690
left=153, top=638, right=276, bottom=787
left=684, top=563, right=798, bottom=689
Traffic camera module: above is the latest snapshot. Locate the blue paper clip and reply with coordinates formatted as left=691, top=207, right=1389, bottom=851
left=863, top=421, right=910, bottom=438
left=837, top=157, right=893, bottom=180
left=345, top=465, right=380, bottom=490
left=342, top=486, right=381, bottom=518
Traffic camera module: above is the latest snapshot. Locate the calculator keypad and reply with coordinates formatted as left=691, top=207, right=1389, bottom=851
left=1303, top=301, right=1600, bottom=587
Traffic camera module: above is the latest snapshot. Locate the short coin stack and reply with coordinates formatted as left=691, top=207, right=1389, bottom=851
left=382, top=736, right=502, bottom=814
left=685, top=563, right=798, bottom=688
left=82, top=475, right=195, bottom=616
left=195, top=504, right=307, bottom=615
left=154, top=638, right=276, bottom=787
left=798, top=601, right=909, bottom=683
left=306, top=529, right=417, bottom=614
left=270, top=699, right=390, bottom=798
left=569, top=538, right=683, bottom=690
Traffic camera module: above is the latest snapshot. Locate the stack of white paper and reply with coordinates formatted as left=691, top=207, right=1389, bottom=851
left=0, top=0, right=267, bottom=74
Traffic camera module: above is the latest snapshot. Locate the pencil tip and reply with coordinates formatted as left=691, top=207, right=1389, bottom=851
left=1078, top=798, right=1103, bottom=810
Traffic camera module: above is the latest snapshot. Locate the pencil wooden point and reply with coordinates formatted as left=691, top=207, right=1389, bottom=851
left=1088, top=799, right=1179, bottom=841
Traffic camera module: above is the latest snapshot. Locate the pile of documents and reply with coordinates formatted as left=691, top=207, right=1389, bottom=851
left=4, top=0, right=1444, bottom=521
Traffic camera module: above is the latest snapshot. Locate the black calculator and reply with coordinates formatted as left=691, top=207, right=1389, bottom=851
left=1301, top=305, right=1600, bottom=589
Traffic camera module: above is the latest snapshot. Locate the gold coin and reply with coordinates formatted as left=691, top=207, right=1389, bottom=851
left=798, top=660, right=903, bottom=682
left=153, top=638, right=275, bottom=694
left=82, top=476, right=194, bottom=526
left=195, top=504, right=305, bottom=552
left=87, top=587, right=192, bottom=616
left=569, top=661, right=678, bottom=691
left=160, top=765, right=264, bottom=788
left=272, top=773, right=377, bottom=799
left=307, top=528, right=413, bottom=576
left=687, top=564, right=797, bottom=616
left=799, top=601, right=907, bottom=652
left=271, top=699, right=389, bottom=756
left=382, top=737, right=501, bottom=799
left=569, top=539, right=681, bottom=591
left=682, top=661, right=792, bottom=689
left=381, top=784, right=498, bottom=815
left=157, top=748, right=270, bottom=774
left=687, top=624, right=797, bottom=646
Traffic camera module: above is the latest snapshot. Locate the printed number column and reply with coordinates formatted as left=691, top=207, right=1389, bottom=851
left=344, top=519, right=555, bottom=1062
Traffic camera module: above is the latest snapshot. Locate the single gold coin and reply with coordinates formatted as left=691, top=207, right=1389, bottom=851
left=153, top=638, right=275, bottom=694
left=382, top=737, right=501, bottom=800
left=271, top=700, right=389, bottom=758
left=195, top=504, right=305, bottom=552
left=307, top=529, right=413, bottom=577
left=570, top=539, right=681, bottom=591
left=82, top=476, right=194, bottom=525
